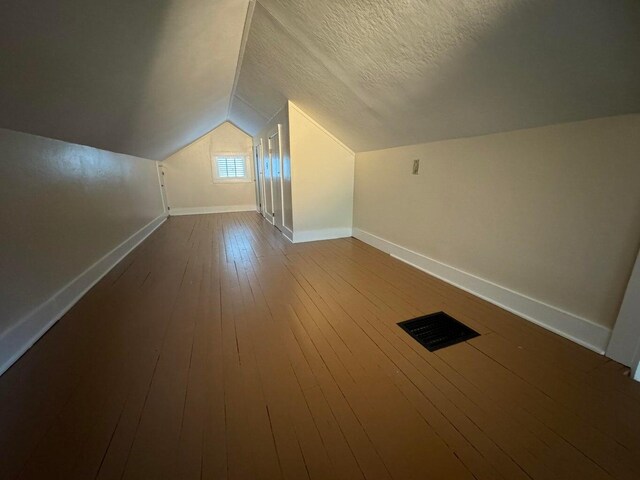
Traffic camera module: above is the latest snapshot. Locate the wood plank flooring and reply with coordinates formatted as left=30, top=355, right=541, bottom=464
left=2, top=211, right=640, bottom=479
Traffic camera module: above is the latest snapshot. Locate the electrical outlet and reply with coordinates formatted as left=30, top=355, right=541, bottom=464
left=412, top=159, right=420, bottom=175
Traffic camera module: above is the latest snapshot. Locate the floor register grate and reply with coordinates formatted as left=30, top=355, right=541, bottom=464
left=398, top=311, right=480, bottom=352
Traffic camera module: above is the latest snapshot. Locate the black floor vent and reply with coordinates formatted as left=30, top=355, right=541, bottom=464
left=398, top=312, right=480, bottom=352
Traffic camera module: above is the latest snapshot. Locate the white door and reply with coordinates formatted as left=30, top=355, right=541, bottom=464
left=253, top=145, right=263, bottom=214
left=263, top=139, right=274, bottom=223
left=259, top=140, right=268, bottom=219
left=607, top=250, right=640, bottom=376
left=157, top=163, right=170, bottom=213
left=270, top=129, right=284, bottom=231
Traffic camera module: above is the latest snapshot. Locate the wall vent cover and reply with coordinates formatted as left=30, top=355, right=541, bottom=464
left=398, top=312, right=479, bottom=352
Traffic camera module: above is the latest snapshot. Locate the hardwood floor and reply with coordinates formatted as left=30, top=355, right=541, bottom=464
left=1, top=211, right=640, bottom=479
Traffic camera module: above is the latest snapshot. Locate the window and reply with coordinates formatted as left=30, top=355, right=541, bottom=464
left=212, top=154, right=250, bottom=182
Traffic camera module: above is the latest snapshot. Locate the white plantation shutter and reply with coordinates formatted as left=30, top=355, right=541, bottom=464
left=214, top=155, right=247, bottom=180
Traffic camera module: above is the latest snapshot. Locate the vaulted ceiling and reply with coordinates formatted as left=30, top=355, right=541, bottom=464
left=2, top=0, right=639, bottom=160
left=230, top=0, right=640, bottom=150
left=0, top=0, right=250, bottom=160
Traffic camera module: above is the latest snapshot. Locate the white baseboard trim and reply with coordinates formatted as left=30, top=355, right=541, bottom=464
left=282, top=225, right=294, bottom=242
left=293, top=227, right=353, bottom=244
left=352, top=228, right=611, bottom=354
left=0, top=214, right=168, bottom=376
left=169, top=205, right=256, bottom=216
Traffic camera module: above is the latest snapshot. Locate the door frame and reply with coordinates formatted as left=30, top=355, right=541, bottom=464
left=156, top=162, right=170, bottom=213
left=269, top=127, right=284, bottom=230
left=253, top=144, right=262, bottom=214
left=262, top=137, right=274, bottom=224
left=259, top=139, right=268, bottom=219
left=606, top=249, right=640, bottom=378
left=276, top=124, right=286, bottom=229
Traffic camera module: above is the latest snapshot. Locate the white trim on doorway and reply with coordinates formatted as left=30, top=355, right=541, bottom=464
left=292, top=228, right=353, bottom=244
left=606, top=249, right=640, bottom=371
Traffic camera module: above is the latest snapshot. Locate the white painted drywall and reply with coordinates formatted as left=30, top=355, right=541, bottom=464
left=252, top=103, right=355, bottom=242
left=607, top=250, right=640, bottom=366
left=0, top=0, right=251, bottom=160
left=353, top=115, right=640, bottom=332
left=163, top=122, right=256, bottom=214
left=0, top=128, right=165, bottom=371
left=232, top=0, right=640, bottom=152
left=288, top=102, right=354, bottom=241
left=229, top=95, right=270, bottom=136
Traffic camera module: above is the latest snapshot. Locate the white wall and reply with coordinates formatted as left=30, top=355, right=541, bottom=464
left=163, top=122, right=256, bottom=215
left=289, top=102, right=355, bottom=242
left=0, top=128, right=165, bottom=374
left=253, top=102, right=355, bottom=243
left=353, top=115, right=640, bottom=352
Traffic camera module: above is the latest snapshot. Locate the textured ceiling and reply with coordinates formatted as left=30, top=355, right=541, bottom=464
left=0, top=0, right=250, bottom=160
left=3, top=0, right=639, bottom=158
left=230, top=0, right=640, bottom=150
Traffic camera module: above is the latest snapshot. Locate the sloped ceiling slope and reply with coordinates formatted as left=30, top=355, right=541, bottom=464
left=230, top=0, right=640, bottom=151
left=0, top=0, right=250, bottom=160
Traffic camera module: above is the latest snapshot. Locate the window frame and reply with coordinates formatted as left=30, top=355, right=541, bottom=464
left=211, top=153, right=252, bottom=184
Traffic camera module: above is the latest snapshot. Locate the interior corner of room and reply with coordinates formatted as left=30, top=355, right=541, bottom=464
left=1, top=1, right=640, bottom=478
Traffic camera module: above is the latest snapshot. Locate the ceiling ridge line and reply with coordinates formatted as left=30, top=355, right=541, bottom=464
left=263, top=103, right=287, bottom=125
left=234, top=92, right=271, bottom=122
left=226, top=0, right=257, bottom=121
